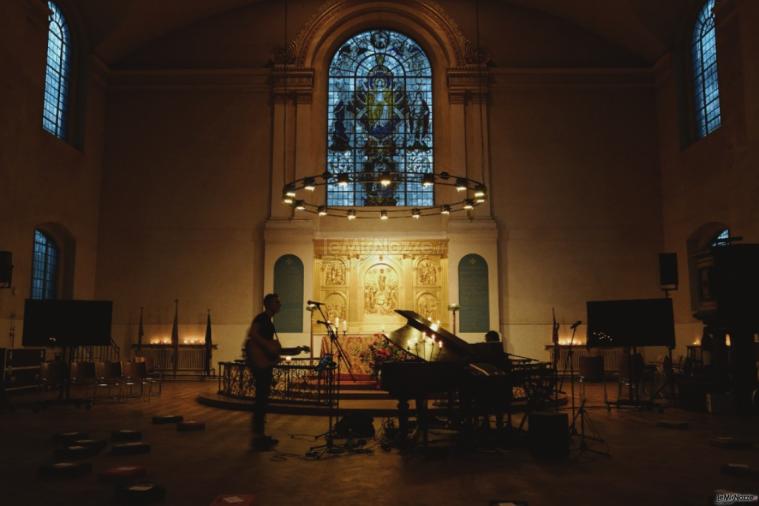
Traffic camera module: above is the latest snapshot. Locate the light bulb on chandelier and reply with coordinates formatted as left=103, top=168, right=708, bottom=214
left=280, top=171, right=487, bottom=220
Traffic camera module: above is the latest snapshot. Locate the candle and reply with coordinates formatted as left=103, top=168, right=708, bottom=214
left=342, top=320, right=347, bottom=333
left=335, top=317, right=340, bottom=329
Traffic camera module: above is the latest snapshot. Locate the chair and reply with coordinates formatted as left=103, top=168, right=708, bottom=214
left=122, top=361, right=152, bottom=400
left=69, top=361, right=98, bottom=400
left=40, top=361, right=64, bottom=392
left=134, top=356, right=162, bottom=396
left=95, top=361, right=125, bottom=401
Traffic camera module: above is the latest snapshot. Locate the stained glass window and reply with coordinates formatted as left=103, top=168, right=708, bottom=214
left=31, top=229, right=59, bottom=300
left=711, top=228, right=729, bottom=247
left=327, top=30, right=433, bottom=207
left=42, top=1, right=71, bottom=139
left=692, top=0, right=721, bottom=138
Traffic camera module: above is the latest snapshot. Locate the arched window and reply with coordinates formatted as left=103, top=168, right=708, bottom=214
left=711, top=228, right=729, bottom=247
left=31, top=229, right=59, bottom=300
left=42, top=1, right=71, bottom=139
left=692, top=0, right=721, bottom=138
left=327, top=30, right=433, bottom=208
left=273, top=255, right=304, bottom=333
left=458, top=254, right=489, bottom=333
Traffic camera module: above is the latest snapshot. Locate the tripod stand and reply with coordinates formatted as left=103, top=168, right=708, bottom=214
left=307, top=304, right=357, bottom=458
left=566, top=325, right=609, bottom=456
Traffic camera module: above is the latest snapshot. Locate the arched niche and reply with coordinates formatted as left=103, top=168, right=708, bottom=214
left=458, top=253, right=489, bottom=333
left=273, top=254, right=304, bottom=332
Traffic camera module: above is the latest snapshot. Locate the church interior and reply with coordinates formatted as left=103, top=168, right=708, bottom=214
left=1, top=0, right=759, bottom=504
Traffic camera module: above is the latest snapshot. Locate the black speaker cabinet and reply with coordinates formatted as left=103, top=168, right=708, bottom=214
left=694, top=244, right=759, bottom=328
left=0, top=251, right=12, bottom=286
left=528, top=412, right=569, bottom=458
left=0, top=348, right=45, bottom=393
left=659, top=252, right=678, bottom=289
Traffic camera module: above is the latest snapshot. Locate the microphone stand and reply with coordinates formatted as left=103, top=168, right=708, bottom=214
left=307, top=304, right=355, bottom=458
left=567, top=323, right=609, bottom=456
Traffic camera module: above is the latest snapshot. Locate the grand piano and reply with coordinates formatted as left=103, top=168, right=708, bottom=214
left=379, top=310, right=512, bottom=444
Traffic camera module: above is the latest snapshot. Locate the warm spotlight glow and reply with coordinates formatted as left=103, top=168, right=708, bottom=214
left=422, top=174, right=434, bottom=187
left=294, top=200, right=305, bottom=211
left=347, top=209, right=356, bottom=220
left=282, top=195, right=293, bottom=204
left=380, top=172, right=392, bottom=186
left=285, top=184, right=296, bottom=198
left=317, top=206, right=327, bottom=216
left=304, top=177, right=316, bottom=191
left=456, top=177, right=467, bottom=191
left=380, top=210, right=388, bottom=220
left=464, top=199, right=474, bottom=210
left=441, top=204, right=451, bottom=215
left=411, top=208, right=420, bottom=219
left=337, top=173, right=349, bottom=187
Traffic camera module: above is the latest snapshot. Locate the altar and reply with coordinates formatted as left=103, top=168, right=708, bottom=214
left=320, top=334, right=381, bottom=379
left=311, top=239, right=450, bottom=335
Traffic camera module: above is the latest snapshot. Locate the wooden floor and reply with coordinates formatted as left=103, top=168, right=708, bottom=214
left=2, top=381, right=758, bottom=505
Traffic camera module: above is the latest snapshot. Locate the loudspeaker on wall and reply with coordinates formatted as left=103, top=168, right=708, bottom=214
left=659, top=252, right=678, bottom=289
left=0, top=251, right=12, bottom=286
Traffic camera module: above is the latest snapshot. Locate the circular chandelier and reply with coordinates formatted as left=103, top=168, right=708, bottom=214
left=281, top=171, right=487, bottom=220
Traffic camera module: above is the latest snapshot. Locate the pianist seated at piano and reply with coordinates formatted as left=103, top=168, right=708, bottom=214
left=485, top=330, right=501, bottom=343
left=380, top=311, right=514, bottom=444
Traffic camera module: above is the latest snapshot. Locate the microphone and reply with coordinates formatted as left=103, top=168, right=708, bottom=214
left=307, top=300, right=324, bottom=307
left=570, top=320, right=582, bottom=329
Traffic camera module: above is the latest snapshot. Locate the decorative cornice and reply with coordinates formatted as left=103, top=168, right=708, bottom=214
left=447, top=66, right=490, bottom=103
left=270, top=66, right=315, bottom=99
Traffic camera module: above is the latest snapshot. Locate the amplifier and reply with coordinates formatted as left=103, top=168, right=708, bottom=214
left=0, top=348, right=45, bottom=393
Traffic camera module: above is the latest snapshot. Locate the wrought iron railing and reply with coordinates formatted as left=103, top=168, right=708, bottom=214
left=72, top=339, right=120, bottom=363
left=217, top=358, right=332, bottom=405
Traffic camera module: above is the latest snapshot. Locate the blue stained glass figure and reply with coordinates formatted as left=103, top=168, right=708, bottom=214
left=692, top=0, right=721, bottom=138
left=327, top=30, right=433, bottom=207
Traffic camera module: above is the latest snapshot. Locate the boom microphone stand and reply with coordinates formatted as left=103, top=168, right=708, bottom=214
left=307, top=301, right=355, bottom=458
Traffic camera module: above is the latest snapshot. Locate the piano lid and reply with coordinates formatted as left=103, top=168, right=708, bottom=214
left=383, top=309, right=474, bottom=362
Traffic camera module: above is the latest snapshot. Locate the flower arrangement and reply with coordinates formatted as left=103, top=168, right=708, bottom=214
left=360, top=334, right=415, bottom=379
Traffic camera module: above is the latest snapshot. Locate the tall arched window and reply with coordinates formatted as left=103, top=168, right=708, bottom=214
left=273, top=255, right=304, bottom=333
left=42, top=1, right=71, bottom=139
left=692, top=0, right=721, bottom=138
left=31, top=229, right=59, bottom=300
left=327, top=30, right=433, bottom=208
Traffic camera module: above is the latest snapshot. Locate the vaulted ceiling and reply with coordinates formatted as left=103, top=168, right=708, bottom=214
left=71, top=0, right=702, bottom=66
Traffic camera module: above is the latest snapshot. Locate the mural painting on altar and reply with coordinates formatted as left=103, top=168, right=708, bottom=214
left=313, top=239, right=447, bottom=378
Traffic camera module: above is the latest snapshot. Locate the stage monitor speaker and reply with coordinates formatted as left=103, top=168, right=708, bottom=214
left=334, top=414, right=375, bottom=438
left=0, top=251, right=12, bottom=286
left=528, top=412, right=568, bottom=458
left=659, top=252, right=678, bottom=289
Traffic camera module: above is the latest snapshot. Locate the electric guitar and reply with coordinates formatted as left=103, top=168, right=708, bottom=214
left=245, top=335, right=310, bottom=369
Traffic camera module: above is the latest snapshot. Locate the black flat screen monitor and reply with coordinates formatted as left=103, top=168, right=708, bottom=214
left=586, top=298, right=675, bottom=349
left=22, top=299, right=113, bottom=346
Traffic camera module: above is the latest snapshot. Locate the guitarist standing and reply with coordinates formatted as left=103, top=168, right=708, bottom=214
left=245, top=293, right=282, bottom=451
